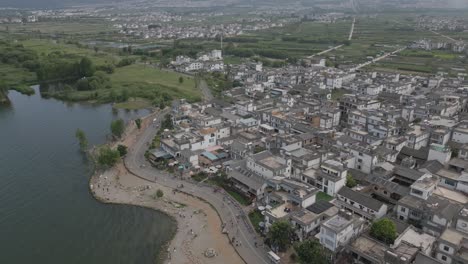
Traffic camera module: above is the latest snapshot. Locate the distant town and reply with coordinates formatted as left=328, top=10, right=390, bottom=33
left=1, top=0, right=468, bottom=264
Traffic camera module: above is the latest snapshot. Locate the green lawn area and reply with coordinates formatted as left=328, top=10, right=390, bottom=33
left=316, top=192, right=333, bottom=202
left=110, top=65, right=201, bottom=102
left=227, top=189, right=251, bottom=206
left=20, top=39, right=118, bottom=66
left=248, top=210, right=264, bottom=234
left=113, top=97, right=152, bottom=110
left=1, top=19, right=113, bottom=35
left=0, top=63, right=36, bottom=88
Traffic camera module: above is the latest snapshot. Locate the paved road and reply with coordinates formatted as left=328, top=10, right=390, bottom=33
left=349, top=17, right=356, bottom=41
left=429, top=30, right=458, bottom=42
left=124, top=110, right=271, bottom=264
left=349, top=46, right=407, bottom=72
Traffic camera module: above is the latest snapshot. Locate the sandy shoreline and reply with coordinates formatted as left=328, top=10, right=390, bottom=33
left=88, top=110, right=244, bottom=264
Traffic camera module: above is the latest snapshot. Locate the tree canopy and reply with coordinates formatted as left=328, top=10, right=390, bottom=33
left=110, top=119, right=125, bottom=139
left=75, top=128, right=88, bottom=152
left=346, top=173, right=357, bottom=188
left=117, top=144, right=128, bottom=157
left=267, top=220, right=294, bottom=252
left=96, top=146, right=120, bottom=167
left=370, top=218, right=397, bottom=244
left=79, top=57, right=95, bottom=77
left=294, top=239, right=329, bottom=264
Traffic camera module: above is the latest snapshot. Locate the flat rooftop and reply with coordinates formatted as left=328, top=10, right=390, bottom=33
left=259, top=156, right=286, bottom=170
left=398, top=227, right=436, bottom=253
left=440, top=228, right=464, bottom=246
left=433, top=186, right=468, bottom=204
left=348, top=236, right=386, bottom=261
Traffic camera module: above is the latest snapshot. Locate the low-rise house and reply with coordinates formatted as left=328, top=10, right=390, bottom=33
left=291, top=201, right=339, bottom=241
left=302, top=159, right=347, bottom=197
left=246, top=150, right=292, bottom=179
left=397, top=193, right=463, bottom=236
left=405, top=125, right=430, bottom=150
left=434, top=228, right=468, bottom=264
left=319, top=209, right=366, bottom=252
left=452, top=121, right=468, bottom=144
left=335, top=187, right=388, bottom=220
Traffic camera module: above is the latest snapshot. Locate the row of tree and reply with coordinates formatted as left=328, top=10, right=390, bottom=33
left=75, top=118, right=129, bottom=167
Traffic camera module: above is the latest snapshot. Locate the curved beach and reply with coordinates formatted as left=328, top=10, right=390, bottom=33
left=89, top=110, right=244, bottom=264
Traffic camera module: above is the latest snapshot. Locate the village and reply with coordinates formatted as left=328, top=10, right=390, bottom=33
left=147, top=45, right=468, bottom=263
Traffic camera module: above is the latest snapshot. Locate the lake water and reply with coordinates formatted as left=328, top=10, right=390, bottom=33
left=0, top=87, right=176, bottom=264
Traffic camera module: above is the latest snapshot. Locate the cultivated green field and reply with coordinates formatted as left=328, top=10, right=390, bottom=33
left=0, top=19, right=114, bottom=35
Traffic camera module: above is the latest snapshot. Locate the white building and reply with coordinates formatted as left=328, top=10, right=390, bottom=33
left=335, top=187, right=388, bottom=220
left=319, top=210, right=365, bottom=252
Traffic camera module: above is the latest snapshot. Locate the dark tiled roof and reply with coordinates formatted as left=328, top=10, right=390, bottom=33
left=307, top=200, right=334, bottom=214
left=338, top=187, right=385, bottom=211
left=394, top=166, right=425, bottom=181
left=420, top=160, right=444, bottom=174
left=398, top=146, right=429, bottom=160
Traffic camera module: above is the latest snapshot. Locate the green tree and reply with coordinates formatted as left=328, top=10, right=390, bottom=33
left=96, top=146, right=120, bottom=167
left=178, top=76, right=184, bottom=84
left=110, top=119, right=125, bottom=138
left=154, top=189, right=164, bottom=199
left=75, top=129, right=88, bottom=152
left=294, top=239, right=329, bottom=264
left=267, top=220, right=294, bottom=252
left=370, top=218, right=397, bottom=244
left=110, top=90, right=118, bottom=102
left=346, top=173, right=357, bottom=188
left=135, top=118, right=142, bottom=129
left=76, top=78, right=90, bottom=91
left=120, top=89, right=130, bottom=102
left=161, top=114, right=173, bottom=130
left=117, top=144, right=128, bottom=157
left=79, top=57, right=95, bottom=77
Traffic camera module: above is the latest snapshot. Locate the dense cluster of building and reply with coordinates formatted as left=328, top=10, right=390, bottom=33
left=170, top=49, right=224, bottom=72
left=417, top=15, right=468, bottom=32
left=410, top=39, right=466, bottom=53
left=151, top=56, right=468, bottom=263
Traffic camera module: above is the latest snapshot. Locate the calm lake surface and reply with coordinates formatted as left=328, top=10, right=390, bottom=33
left=0, top=87, right=175, bottom=264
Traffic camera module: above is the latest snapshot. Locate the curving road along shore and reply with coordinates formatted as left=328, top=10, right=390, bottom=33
left=91, top=108, right=272, bottom=264
left=123, top=109, right=272, bottom=264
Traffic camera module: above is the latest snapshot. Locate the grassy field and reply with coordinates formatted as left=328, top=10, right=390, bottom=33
left=113, top=98, right=152, bottom=110
left=110, top=65, right=201, bottom=101
left=321, top=14, right=468, bottom=74
left=0, top=63, right=36, bottom=88
left=0, top=37, right=201, bottom=107
left=19, top=39, right=118, bottom=66
left=371, top=49, right=467, bottom=75
left=0, top=19, right=114, bottom=35
left=248, top=210, right=264, bottom=234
